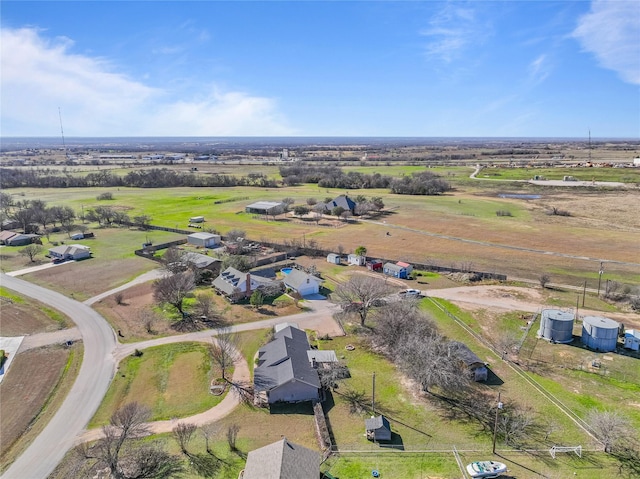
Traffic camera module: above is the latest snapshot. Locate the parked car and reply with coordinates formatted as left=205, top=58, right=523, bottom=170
left=399, top=288, right=422, bottom=298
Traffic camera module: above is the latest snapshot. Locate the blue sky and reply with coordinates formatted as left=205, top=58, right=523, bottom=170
left=1, top=1, right=639, bottom=137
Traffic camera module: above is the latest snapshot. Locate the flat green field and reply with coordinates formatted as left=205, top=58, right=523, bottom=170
left=90, top=342, right=223, bottom=426
left=479, top=166, right=640, bottom=183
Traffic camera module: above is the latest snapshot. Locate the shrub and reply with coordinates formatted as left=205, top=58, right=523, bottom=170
left=496, top=210, right=513, bottom=217
left=96, top=192, right=114, bottom=201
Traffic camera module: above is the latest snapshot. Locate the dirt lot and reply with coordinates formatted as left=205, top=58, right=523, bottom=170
left=0, top=344, right=79, bottom=463
left=0, top=297, right=70, bottom=336
left=92, top=282, right=305, bottom=343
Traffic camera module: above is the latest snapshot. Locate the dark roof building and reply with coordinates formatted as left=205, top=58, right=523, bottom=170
left=254, top=325, right=320, bottom=404
left=323, top=194, right=356, bottom=214
left=450, top=342, right=488, bottom=382
left=241, top=438, right=320, bottom=479
left=365, top=415, right=392, bottom=442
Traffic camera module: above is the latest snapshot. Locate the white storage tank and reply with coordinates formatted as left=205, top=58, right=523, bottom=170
left=538, top=309, right=575, bottom=343
left=581, top=316, right=619, bottom=352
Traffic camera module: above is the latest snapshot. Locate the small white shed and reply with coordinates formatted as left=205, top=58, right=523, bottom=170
left=347, top=254, right=366, bottom=266
left=189, top=216, right=205, bottom=223
left=187, top=232, right=220, bottom=248
left=327, top=253, right=341, bottom=264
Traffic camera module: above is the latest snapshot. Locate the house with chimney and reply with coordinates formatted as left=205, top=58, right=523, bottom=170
left=212, top=267, right=279, bottom=302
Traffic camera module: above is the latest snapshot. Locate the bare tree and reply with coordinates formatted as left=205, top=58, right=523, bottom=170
left=153, top=270, right=196, bottom=317
left=226, top=424, right=240, bottom=452
left=331, top=275, right=393, bottom=326
left=497, top=405, right=535, bottom=447
left=200, top=423, right=219, bottom=454
left=161, top=247, right=188, bottom=274
left=317, top=361, right=350, bottom=389
left=82, top=402, right=182, bottom=479
left=225, top=228, right=246, bottom=243
left=210, top=330, right=238, bottom=381
left=136, top=307, right=161, bottom=335
left=172, top=422, right=197, bottom=455
left=19, top=244, right=43, bottom=262
left=539, top=273, right=551, bottom=289
left=193, top=292, right=217, bottom=319
left=586, top=409, right=633, bottom=453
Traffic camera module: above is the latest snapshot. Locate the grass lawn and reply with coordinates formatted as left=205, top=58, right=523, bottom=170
left=480, top=167, right=640, bottom=183
left=90, top=342, right=224, bottom=426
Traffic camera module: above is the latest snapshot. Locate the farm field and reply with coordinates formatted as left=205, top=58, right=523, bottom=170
left=479, top=166, right=640, bottom=183
left=4, top=182, right=639, bottom=288
left=0, top=343, right=82, bottom=471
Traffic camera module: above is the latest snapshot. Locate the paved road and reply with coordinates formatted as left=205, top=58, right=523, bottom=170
left=1, top=275, right=340, bottom=478
left=0, top=274, right=117, bottom=479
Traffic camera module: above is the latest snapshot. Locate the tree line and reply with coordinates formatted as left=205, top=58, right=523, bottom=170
left=0, top=168, right=278, bottom=189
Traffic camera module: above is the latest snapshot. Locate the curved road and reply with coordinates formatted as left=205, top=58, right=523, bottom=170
left=1, top=273, right=117, bottom=479
left=1, top=274, right=339, bottom=479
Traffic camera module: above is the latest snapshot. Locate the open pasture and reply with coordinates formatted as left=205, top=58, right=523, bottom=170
left=6, top=175, right=640, bottom=290
left=89, top=342, right=224, bottom=427
left=0, top=287, right=71, bottom=335
left=480, top=166, right=640, bottom=183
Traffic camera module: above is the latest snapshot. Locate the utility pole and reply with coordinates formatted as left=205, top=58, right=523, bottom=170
left=492, top=392, right=503, bottom=454
left=372, top=371, right=376, bottom=416
left=582, top=280, right=587, bottom=308
left=597, top=262, right=604, bottom=297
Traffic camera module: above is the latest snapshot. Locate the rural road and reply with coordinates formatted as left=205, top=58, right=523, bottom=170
left=0, top=273, right=117, bottom=479
left=1, top=275, right=340, bottom=478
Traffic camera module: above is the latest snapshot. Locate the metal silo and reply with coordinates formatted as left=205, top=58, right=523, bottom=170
left=538, top=309, right=575, bottom=343
left=581, top=316, right=619, bottom=352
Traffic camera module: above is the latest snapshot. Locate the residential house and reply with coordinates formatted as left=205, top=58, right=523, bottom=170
left=326, top=253, right=341, bottom=264
left=0, top=231, right=18, bottom=245
left=323, top=194, right=356, bottom=215
left=366, top=259, right=383, bottom=272
left=48, top=244, right=91, bottom=261
left=365, top=415, right=392, bottom=442
left=245, top=201, right=285, bottom=215
left=241, top=438, right=320, bottom=479
left=187, top=232, right=220, bottom=248
left=254, top=325, right=321, bottom=404
left=451, top=342, right=488, bottom=382
left=383, top=262, right=408, bottom=279
left=1, top=220, right=20, bottom=230
left=347, top=253, right=366, bottom=266
left=282, top=269, right=323, bottom=297
left=5, top=233, right=40, bottom=246
left=212, top=267, right=278, bottom=301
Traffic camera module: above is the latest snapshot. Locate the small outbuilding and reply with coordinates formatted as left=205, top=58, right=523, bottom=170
left=451, top=342, right=488, bottom=382
left=581, top=316, right=619, bottom=352
left=383, top=262, right=408, bottom=279
left=623, top=329, right=640, bottom=351
left=347, top=254, right=366, bottom=266
left=189, top=216, right=205, bottom=223
left=396, top=261, right=413, bottom=274
left=4, top=233, right=40, bottom=246
left=366, top=259, right=383, bottom=271
left=187, top=232, right=220, bottom=248
left=245, top=201, right=285, bottom=215
left=326, top=253, right=341, bottom=264
left=365, top=415, right=392, bottom=442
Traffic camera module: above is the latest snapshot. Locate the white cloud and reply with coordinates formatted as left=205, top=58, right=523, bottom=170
left=420, top=3, right=484, bottom=62
left=528, top=54, right=550, bottom=84
left=0, top=27, right=293, bottom=136
left=572, top=0, right=640, bottom=85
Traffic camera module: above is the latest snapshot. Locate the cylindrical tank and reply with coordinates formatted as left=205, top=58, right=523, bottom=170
left=538, top=309, right=575, bottom=343
left=581, top=316, right=619, bottom=352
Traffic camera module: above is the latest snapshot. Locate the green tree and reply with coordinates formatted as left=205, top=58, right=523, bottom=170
left=250, top=290, right=264, bottom=309
left=355, top=245, right=367, bottom=257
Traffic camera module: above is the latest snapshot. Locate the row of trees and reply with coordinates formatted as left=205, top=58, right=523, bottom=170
left=0, top=168, right=278, bottom=189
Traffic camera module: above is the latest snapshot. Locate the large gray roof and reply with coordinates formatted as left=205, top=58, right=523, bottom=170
left=254, top=326, right=320, bottom=393
left=242, top=438, right=320, bottom=479
left=282, top=269, right=322, bottom=291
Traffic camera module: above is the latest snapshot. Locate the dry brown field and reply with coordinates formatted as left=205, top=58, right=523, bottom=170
left=0, top=297, right=70, bottom=336
left=0, top=343, right=82, bottom=468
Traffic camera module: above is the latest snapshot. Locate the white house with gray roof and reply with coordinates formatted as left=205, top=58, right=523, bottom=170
left=241, top=438, right=320, bottom=479
left=48, top=244, right=91, bottom=261
left=282, top=269, right=323, bottom=297
left=254, top=325, right=321, bottom=404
